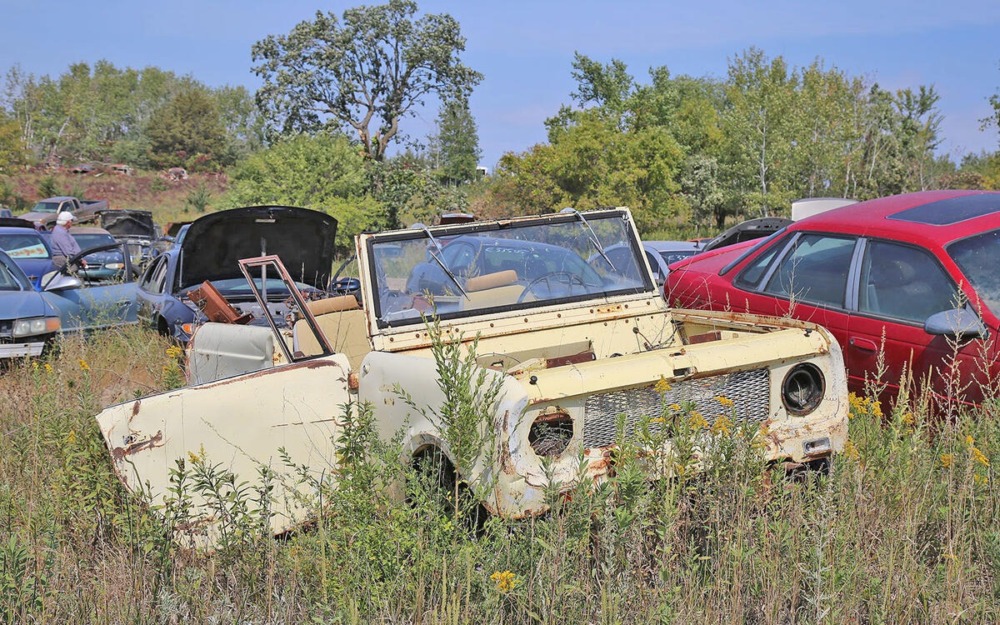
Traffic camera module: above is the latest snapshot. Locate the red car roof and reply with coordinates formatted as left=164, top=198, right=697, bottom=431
left=793, top=190, right=1000, bottom=246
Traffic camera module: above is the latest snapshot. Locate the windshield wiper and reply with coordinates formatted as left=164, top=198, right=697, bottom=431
left=415, top=225, right=468, bottom=299
left=561, top=207, right=616, bottom=271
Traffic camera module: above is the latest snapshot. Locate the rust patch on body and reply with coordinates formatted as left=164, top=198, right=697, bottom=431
left=111, top=430, right=164, bottom=461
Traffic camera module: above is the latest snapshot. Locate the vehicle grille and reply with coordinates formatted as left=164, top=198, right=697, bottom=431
left=583, top=368, right=770, bottom=448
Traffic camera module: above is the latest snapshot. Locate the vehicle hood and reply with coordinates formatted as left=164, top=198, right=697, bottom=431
left=179, top=205, right=337, bottom=291
left=99, top=210, right=156, bottom=240
left=18, top=211, right=51, bottom=225
left=0, top=289, right=53, bottom=320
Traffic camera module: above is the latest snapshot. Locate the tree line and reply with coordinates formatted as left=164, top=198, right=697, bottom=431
left=1, top=0, right=998, bottom=241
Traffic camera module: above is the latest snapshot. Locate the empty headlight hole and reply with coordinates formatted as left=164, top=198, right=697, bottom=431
left=782, top=363, right=825, bottom=416
left=529, top=412, right=574, bottom=457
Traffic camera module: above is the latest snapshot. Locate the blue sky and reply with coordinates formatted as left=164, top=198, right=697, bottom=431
left=2, top=0, right=999, bottom=171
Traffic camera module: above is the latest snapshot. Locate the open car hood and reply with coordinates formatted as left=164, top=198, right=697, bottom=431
left=179, top=206, right=337, bottom=291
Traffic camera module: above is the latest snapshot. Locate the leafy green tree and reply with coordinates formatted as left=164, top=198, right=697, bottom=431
left=146, top=87, right=230, bottom=171
left=785, top=61, right=865, bottom=198
left=719, top=48, right=799, bottom=219
left=493, top=111, right=683, bottom=231
left=680, top=155, right=725, bottom=229
left=431, top=98, right=481, bottom=185
left=252, top=0, right=482, bottom=161
left=0, top=110, right=27, bottom=172
left=366, top=154, right=471, bottom=229
left=228, top=133, right=374, bottom=246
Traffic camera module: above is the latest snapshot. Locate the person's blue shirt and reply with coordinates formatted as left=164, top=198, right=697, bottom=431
left=49, top=224, right=81, bottom=259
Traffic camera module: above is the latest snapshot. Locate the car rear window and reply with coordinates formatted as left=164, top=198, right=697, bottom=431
left=888, top=194, right=1000, bottom=225
left=0, top=233, right=50, bottom=259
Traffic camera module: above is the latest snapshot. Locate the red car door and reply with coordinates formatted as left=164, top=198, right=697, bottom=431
left=730, top=232, right=857, bottom=368
left=847, top=238, right=990, bottom=407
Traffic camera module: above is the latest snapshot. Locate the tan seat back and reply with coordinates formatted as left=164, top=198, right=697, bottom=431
left=462, top=270, right=524, bottom=310
left=294, top=308, right=371, bottom=370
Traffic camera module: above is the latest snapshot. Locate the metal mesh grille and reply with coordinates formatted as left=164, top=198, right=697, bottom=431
left=583, top=368, right=770, bottom=448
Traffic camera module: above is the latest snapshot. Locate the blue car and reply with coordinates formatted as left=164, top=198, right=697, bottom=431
left=0, top=249, right=60, bottom=360
left=0, top=220, right=57, bottom=289
left=136, top=205, right=337, bottom=343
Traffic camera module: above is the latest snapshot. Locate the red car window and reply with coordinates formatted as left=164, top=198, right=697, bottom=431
left=858, top=240, right=959, bottom=324
left=761, top=234, right=855, bottom=308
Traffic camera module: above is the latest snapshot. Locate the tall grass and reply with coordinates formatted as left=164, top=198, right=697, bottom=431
left=0, top=325, right=998, bottom=623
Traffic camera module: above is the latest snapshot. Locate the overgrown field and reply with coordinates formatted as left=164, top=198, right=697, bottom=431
left=1, top=326, right=999, bottom=623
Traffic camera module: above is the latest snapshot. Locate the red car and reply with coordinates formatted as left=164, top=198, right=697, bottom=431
left=666, top=190, right=1000, bottom=409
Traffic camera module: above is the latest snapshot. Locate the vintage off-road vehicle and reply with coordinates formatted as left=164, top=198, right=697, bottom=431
left=97, top=208, right=848, bottom=537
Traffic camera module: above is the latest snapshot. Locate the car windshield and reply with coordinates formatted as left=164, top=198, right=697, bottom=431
left=0, top=255, right=30, bottom=291
left=947, top=228, right=1000, bottom=314
left=0, top=232, right=50, bottom=259
left=659, top=250, right=698, bottom=266
left=369, top=210, right=651, bottom=327
left=32, top=201, right=62, bottom=214
left=74, top=233, right=116, bottom=251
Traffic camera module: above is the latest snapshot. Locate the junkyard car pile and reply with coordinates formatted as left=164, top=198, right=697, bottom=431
left=97, top=207, right=849, bottom=541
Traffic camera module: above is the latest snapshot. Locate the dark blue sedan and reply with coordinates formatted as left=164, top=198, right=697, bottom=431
left=136, top=205, right=337, bottom=343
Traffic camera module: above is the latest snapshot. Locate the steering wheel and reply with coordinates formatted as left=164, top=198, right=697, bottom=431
left=517, top=272, right=589, bottom=303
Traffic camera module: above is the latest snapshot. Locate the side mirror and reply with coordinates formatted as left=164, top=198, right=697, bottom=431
left=924, top=308, right=987, bottom=340
left=41, top=271, right=83, bottom=292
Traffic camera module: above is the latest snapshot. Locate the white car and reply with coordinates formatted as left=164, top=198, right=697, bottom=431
left=97, top=207, right=849, bottom=543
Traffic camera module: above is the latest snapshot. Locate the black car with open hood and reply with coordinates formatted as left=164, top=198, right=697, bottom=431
left=134, top=205, right=338, bottom=344
left=179, top=205, right=337, bottom=291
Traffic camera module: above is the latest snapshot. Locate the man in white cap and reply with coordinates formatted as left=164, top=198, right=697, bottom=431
left=50, top=211, right=85, bottom=269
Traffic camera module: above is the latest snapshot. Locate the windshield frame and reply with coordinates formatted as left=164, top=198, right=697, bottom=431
left=364, top=208, right=654, bottom=329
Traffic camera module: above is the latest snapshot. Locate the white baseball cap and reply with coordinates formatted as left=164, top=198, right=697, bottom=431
left=56, top=211, right=75, bottom=225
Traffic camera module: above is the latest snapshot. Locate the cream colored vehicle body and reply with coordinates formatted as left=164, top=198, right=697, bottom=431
left=97, top=208, right=848, bottom=536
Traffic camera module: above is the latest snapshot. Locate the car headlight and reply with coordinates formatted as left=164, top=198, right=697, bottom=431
left=781, top=363, right=825, bottom=416
left=13, top=316, right=61, bottom=337
left=529, top=410, right=574, bottom=457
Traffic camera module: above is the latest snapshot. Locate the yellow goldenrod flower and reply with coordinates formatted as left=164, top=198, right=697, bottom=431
left=843, top=440, right=860, bottom=461
left=490, top=570, right=517, bottom=594
left=965, top=435, right=976, bottom=447
left=44, top=363, right=53, bottom=374
left=66, top=430, right=77, bottom=445
left=715, top=395, right=734, bottom=407
left=711, top=415, right=732, bottom=436
left=900, top=411, right=914, bottom=426
left=650, top=416, right=666, bottom=424
left=166, top=345, right=183, bottom=359
left=970, top=446, right=990, bottom=467
left=688, top=411, right=708, bottom=430
left=78, top=359, right=89, bottom=371
left=668, top=403, right=682, bottom=412
left=940, top=453, right=954, bottom=469
left=974, top=474, right=988, bottom=485
left=188, top=446, right=206, bottom=464
left=654, top=376, right=672, bottom=394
